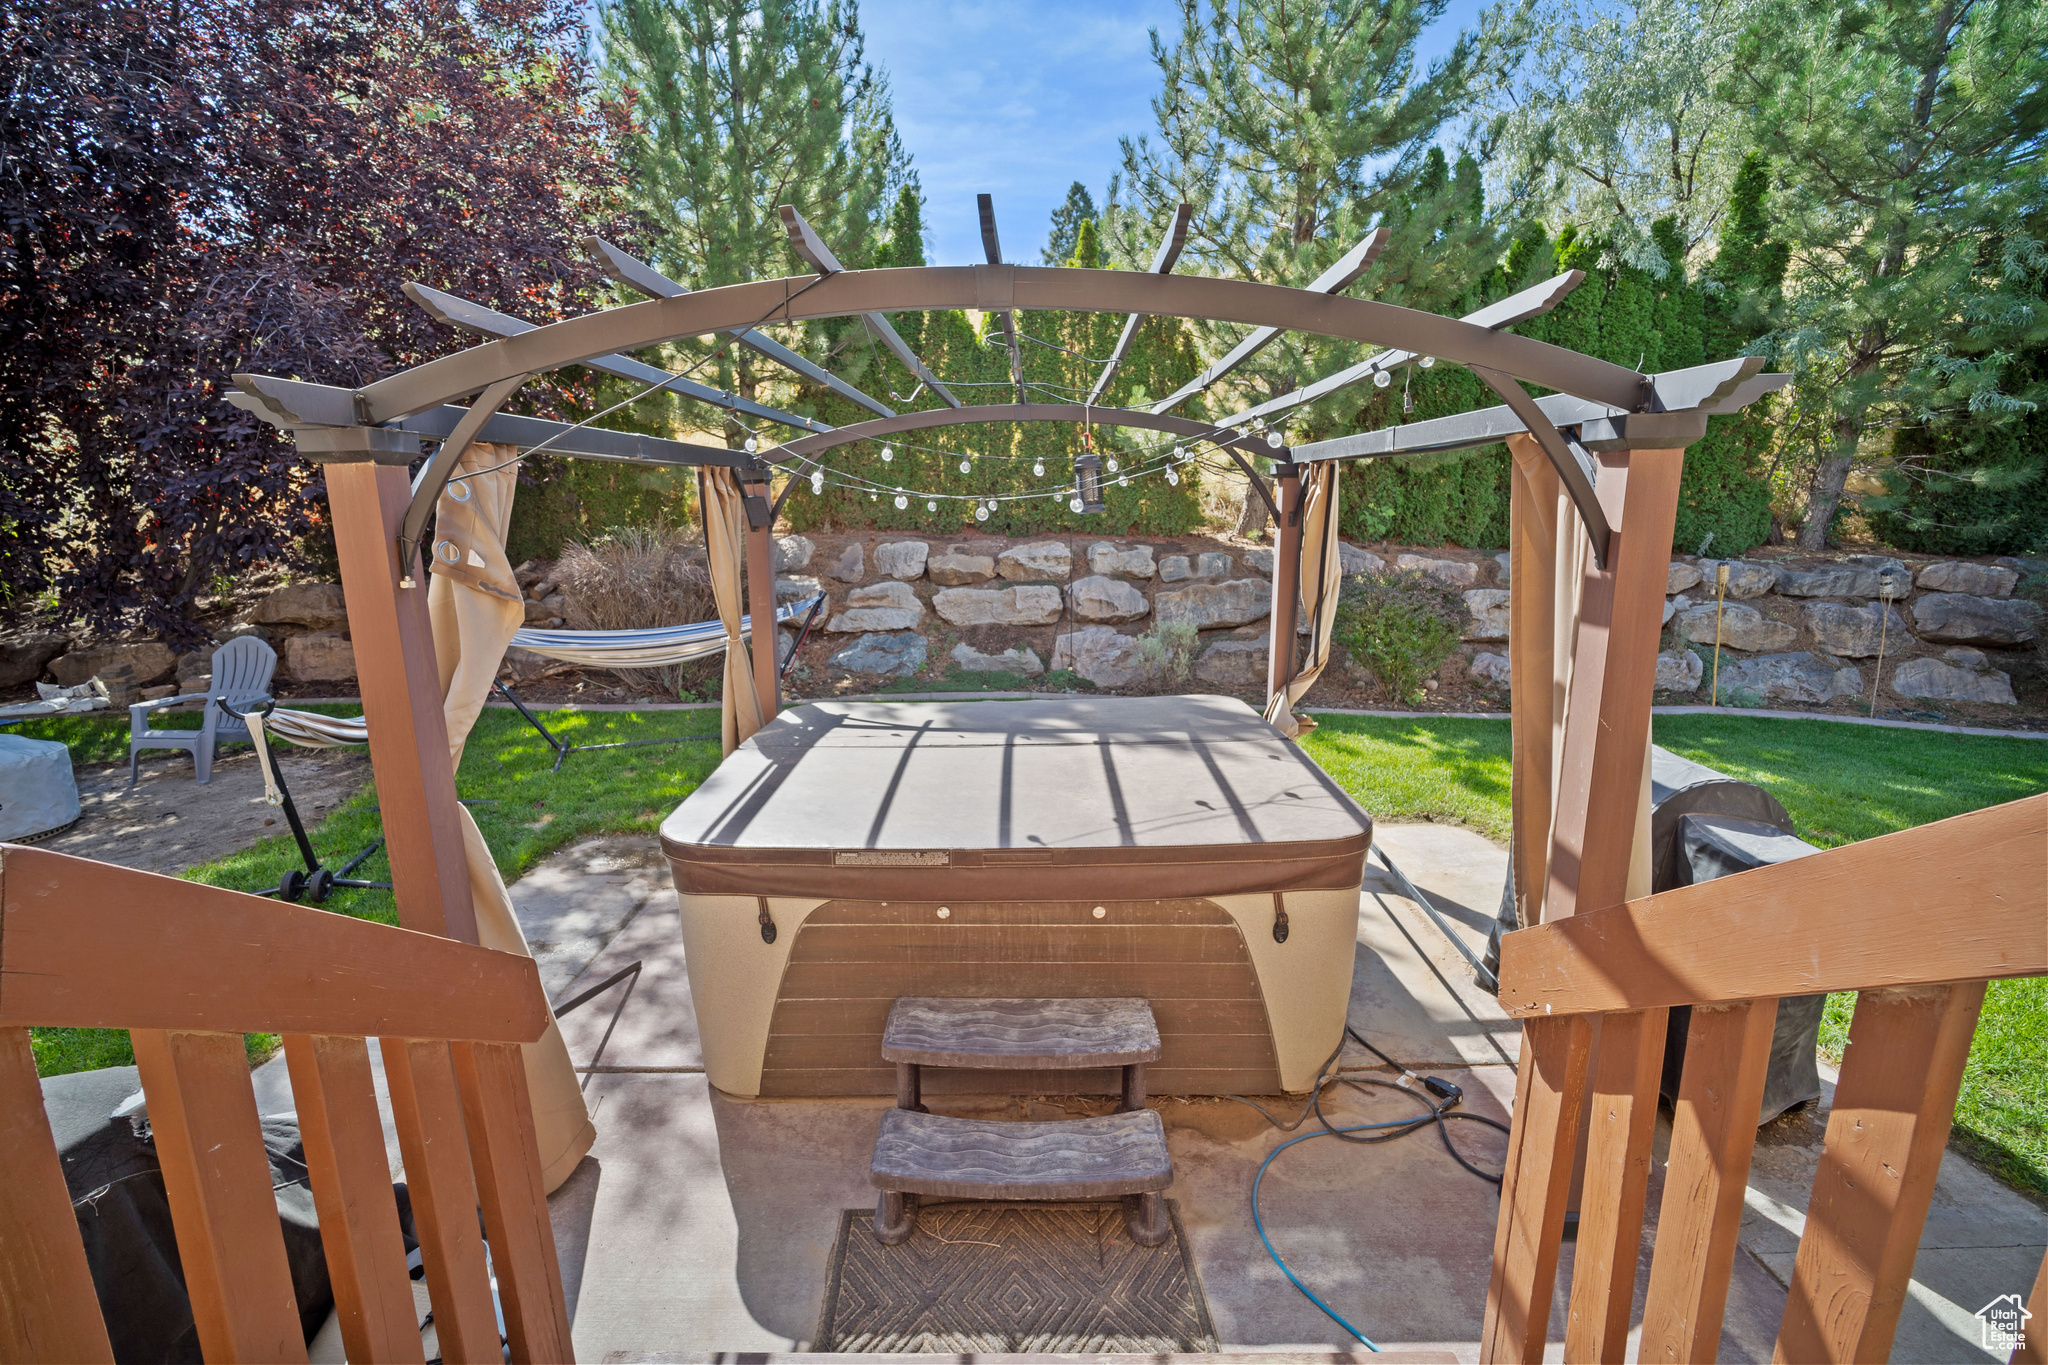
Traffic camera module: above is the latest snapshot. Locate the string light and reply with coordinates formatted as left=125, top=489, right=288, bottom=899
left=1106, top=456, right=1119, bottom=472
left=975, top=505, right=989, bottom=521
left=926, top=499, right=937, bottom=511
left=959, top=458, right=971, bottom=473
left=811, top=469, right=824, bottom=494
left=744, top=436, right=758, bottom=453
left=880, top=444, right=894, bottom=462
left=1373, top=370, right=1392, bottom=388
left=1266, top=429, right=1283, bottom=447
left=1419, top=356, right=1436, bottom=369
left=894, top=494, right=908, bottom=509
left=1032, top=460, right=1045, bottom=476
left=1167, top=469, right=1180, bottom=486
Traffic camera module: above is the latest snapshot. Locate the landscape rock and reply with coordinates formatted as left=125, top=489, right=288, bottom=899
left=1087, top=542, right=1156, bottom=578
left=873, top=541, right=929, bottom=580
left=1655, top=650, right=1703, bottom=693
left=175, top=649, right=214, bottom=683
left=1242, top=547, right=1275, bottom=575
left=1678, top=602, right=1798, bottom=653
left=927, top=551, right=997, bottom=586
left=997, top=541, right=1072, bottom=580
left=250, top=581, right=349, bottom=629
left=47, top=640, right=176, bottom=689
left=523, top=597, right=554, bottom=624
left=1911, top=592, right=2038, bottom=645
left=1695, top=559, right=1777, bottom=599
left=1340, top=544, right=1386, bottom=576
left=1461, top=589, right=1511, bottom=641
left=1943, top=647, right=1987, bottom=668
left=1714, top=652, right=1862, bottom=704
left=1663, top=596, right=1682, bottom=625
left=0, top=631, right=69, bottom=688
left=1051, top=626, right=1153, bottom=689
left=1470, top=652, right=1511, bottom=686
left=1494, top=552, right=1513, bottom=585
left=1396, top=553, right=1480, bottom=586
left=1667, top=561, right=1702, bottom=594
left=1155, top=578, right=1271, bottom=630
left=774, top=575, right=824, bottom=603
left=830, top=632, right=926, bottom=678
left=1195, top=638, right=1269, bottom=687
left=950, top=642, right=1044, bottom=676
left=1802, top=602, right=1909, bottom=657
left=1916, top=561, right=2018, bottom=597
left=283, top=632, right=356, bottom=683
left=1201, top=551, right=1236, bottom=577
left=828, top=543, right=865, bottom=581
left=931, top=585, right=1063, bottom=627
left=826, top=580, right=924, bottom=632
left=1068, top=575, right=1151, bottom=624
left=1159, top=555, right=1195, bottom=583
left=1890, top=656, right=2016, bottom=705
left=772, top=534, right=814, bottom=572
left=502, top=646, right=552, bottom=682
left=1774, top=558, right=1909, bottom=598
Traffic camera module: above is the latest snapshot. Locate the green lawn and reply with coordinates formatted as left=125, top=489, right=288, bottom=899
left=23, top=704, right=2048, bottom=1198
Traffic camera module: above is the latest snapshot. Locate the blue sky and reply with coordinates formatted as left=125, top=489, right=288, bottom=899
left=859, top=0, right=1487, bottom=266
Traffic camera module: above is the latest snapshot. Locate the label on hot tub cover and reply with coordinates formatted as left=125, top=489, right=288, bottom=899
left=833, top=850, right=952, bottom=867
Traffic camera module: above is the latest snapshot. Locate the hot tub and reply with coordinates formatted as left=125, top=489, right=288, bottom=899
left=659, top=695, right=1372, bottom=1097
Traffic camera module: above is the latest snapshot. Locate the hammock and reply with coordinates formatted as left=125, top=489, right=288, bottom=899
left=259, top=593, right=826, bottom=750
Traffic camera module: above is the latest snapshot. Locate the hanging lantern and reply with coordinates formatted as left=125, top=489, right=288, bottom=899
left=1072, top=451, right=1106, bottom=514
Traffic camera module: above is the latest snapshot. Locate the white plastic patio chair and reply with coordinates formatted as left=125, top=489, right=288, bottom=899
left=128, top=635, right=277, bottom=784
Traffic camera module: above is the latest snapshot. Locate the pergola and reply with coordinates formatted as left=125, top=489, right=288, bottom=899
left=5, top=201, right=2039, bottom=1365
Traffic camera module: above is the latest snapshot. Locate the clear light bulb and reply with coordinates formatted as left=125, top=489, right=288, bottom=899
left=926, top=499, right=937, bottom=512
left=1419, top=355, right=1435, bottom=369
left=811, top=470, right=824, bottom=495
left=1032, top=460, right=1045, bottom=477
left=1266, top=429, right=1283, bottom=447
left=975, top=505, right=989, bottom=521
left=869, top=491, right=877, bottom=500
left=744, top=436, right=758, bottom=453
left=1174, top=445, right=1186, bottom=461
left=1374, top=370, right=1392, bottom=388
left=1166, top=469, right=1180, bottom=486
left=894, top=494, right=908, bottom=509
left=1117, top=474, right=1129, bottom=487
left=880, top=444, right=894, bottom=462
left=959, top=459, right=971, bottom=474
left=1069, top=497, right=1084, bottom=513
left=1106, top=457, right=1119, bottom=472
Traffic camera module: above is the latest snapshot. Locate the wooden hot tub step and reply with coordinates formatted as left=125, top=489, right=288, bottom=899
left=870, top=1108, right=1173, bottom=1246
left=882, top=996, right=1163, bottom=1069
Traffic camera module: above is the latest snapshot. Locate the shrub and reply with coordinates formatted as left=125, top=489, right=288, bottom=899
left=551, top=526, right=716, bottom=693
left=1133, top=618, right=1199, bottom=692
left=1333, top=570, right=1465, bottom=705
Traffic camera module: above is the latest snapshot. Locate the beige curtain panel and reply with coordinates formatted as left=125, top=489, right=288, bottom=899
left=702, top=465, right=766, bottom=756
left=1263, top=464, right=1341, bottom=737
left=426, top=441, right=596, bottom=1193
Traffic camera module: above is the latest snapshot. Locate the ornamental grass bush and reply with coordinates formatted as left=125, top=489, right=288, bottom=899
left=1134, top=618, right=1199, bottom=692
left=1334, top=570, right=1466, bottom=705
left=552, top=526, right=716, bottom=693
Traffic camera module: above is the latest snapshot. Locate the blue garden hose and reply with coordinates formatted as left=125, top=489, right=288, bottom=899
left=1250, top=1118, right=1414, bottom=1350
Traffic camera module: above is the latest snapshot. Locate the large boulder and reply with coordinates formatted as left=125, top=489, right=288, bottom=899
left=873, top=541, right=929, bottom=580
left=1395, top=553, right=1479, bottom=586
left=1462, top=589, right=1510, bottom=641
left=1655, top=650, right=1704, bottom=693
left=1340, top=544, right=1386, bottom=576
left=1695, top=559, right=1778, bottom=599
left=47, top=640, right=176, bottom=689
left=1160, top=551, right=1236, bottom=583
left=1051, top=626, right=1153, bottom=689
left=1242, top=547, right=1275, bottom=575
left=1916, top=561, right=2017, bottom=597
left=1667, top=561, right=1703, bottom=594
left=250, top=582, right=348, bottom=629
left=775, top=575, right=825, bottom=603
left=1495, top=552, right=1513, bottom=586
left=827, top=542, right=864, bottom=581
left=1194, top=637, right=1269, bottom=687
left=1068, top=575, right=1151, bottom=624
left=1155, top=578, right=1270, bottom=630
left=1469, top=651, right=1511, bottom=686
left=284, top=632, right=356, bottom=683
left=997, top=541, right=1072, bottom=581
left=927, top=550, right=997, bottom=586
left=1677, top=603, right=1798, bottom=653
left=1086, top=542, right=1156, bottom=579
left=773, top=534, right=814, bottom=572
left=1911, top=592, right=2037, bottom=645
left=1774, top=557, right=1909, bottom=598
left=1802, top=602, right=1909, bottom=657
left=826, top=580, right=924, bottom=632
left=931, top=585, right=1063, bottom=627
left=1715, top=652, right=1862, bottom=704
left=1890, top=654, right=2016, bottom=705
left=950, top=641, right=1044, bottom=676
left=0, top=630, right=69, bottom=688
left=830, top=631, right=926, bottom=678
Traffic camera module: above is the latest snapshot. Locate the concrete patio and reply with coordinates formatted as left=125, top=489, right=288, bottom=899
left=257, top=823, right=2041, bottom=1363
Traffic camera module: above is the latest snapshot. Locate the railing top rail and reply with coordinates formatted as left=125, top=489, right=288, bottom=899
left=1496, top=793, right=2047, bottom=1018
left=0, top=845, right=549, bottom=1042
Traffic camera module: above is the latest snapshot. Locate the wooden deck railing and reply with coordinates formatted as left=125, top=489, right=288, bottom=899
left=0, top=844, right=573, bottom=1364
left=1481, top=791, right=2048, bottom=1365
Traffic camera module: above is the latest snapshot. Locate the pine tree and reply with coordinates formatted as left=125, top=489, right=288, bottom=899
left=1043, top=181, right=1096, bottom=264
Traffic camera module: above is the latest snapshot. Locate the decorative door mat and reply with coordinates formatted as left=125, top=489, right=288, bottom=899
left=816, top=1201, right=1218, bottom=1352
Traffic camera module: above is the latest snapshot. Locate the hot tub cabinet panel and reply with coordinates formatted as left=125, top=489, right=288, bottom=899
left=662, top=697, right=1372, bottom=1098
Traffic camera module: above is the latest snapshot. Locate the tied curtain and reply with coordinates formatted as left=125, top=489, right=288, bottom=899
left=424, top=441, right=596, bottom=1193
left=1263, top=463, right=1341, bottom=737
left=701, top=465, right=766, bottom=755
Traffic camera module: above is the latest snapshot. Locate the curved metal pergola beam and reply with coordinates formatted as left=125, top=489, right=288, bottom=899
left=772, top=403, right=1280, bottom=464
left=314, top=265, right=1650, bottom=427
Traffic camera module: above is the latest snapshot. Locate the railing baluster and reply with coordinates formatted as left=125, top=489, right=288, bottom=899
left=453, top=1041, right=575, bottom=1362
left=1565, top=1007, right=1667, bottom=1363
left=1481, top=1013, right=1592, bottom=1364
left=0, top=1025, right=113, bottom=1363
left=1773, top=982, right=1986, bottom=1364
left=1639, top=998, right=1778, bottom=1363
left=286, top=1034, right=426, bottom=1364
left=383, top=1037, right=501, bottom=1363
left=131, top=1029, right=308, bottom=1363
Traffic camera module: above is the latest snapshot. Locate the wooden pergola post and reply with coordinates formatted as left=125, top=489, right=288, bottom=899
left=1266, top=464, right=1305, bottom=701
